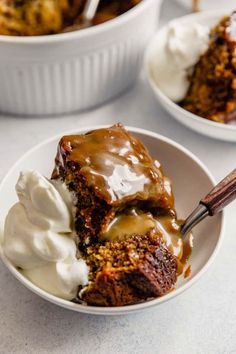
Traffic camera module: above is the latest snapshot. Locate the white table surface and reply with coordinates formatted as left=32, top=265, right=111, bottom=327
left=0, top=2, right=236, bottom=354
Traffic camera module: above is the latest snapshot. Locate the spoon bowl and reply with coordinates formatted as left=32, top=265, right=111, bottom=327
left=63, top=0, right=101, bottom=31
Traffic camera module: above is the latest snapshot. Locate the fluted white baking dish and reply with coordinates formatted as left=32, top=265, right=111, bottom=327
left=0, top=0, right=162, bottom=116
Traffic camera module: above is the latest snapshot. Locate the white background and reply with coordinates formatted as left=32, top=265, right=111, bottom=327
left=0, top=1, right=236, bottom=353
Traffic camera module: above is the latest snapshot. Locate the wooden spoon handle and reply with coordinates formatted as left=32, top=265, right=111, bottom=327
left=200, top=169, right=236, bottom=215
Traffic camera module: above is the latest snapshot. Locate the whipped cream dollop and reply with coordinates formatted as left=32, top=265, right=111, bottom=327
left=3, top=170, right=89, bottom=300
left=150, top=21, right=209, bottom=102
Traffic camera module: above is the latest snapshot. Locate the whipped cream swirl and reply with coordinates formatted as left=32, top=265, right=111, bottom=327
left=3, top=170, right=89, bottom=300
left=150, top=21, right=209, bottom=102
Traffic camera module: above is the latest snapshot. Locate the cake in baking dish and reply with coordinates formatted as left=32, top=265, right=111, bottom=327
left=0, top=0, right=142, bottom=36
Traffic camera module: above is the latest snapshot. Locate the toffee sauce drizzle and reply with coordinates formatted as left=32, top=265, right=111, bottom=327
left=53, top=124, right=192, bottom=276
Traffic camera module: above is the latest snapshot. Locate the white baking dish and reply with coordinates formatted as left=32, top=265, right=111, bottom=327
left=0, top=0, right=162, bottom=116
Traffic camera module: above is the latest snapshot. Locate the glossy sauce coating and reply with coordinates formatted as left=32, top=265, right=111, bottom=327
left=53, top=124, right=174, bottom=209
left=102, top=209, right=157, bottom=242
left=102, top=209, right=193, bottom=274
left=53, top=124, right=192, bottom=277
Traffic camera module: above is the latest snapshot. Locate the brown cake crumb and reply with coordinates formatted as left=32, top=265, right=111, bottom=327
left=83, top=234, right=177, bottom=306
left=51, top=124, right=186, bottom=307
left=180, top=13, right=236, bottom=123
left=0, top=0, right=142, bottom=36
left=52, top=124, right=175, bottom=248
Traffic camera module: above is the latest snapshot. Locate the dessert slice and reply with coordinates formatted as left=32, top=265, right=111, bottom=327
left=82, top=233, right=177, bottom=306
left=52, top=124, right=175, bottom=248
left=180, top=13, right=236, bottom=123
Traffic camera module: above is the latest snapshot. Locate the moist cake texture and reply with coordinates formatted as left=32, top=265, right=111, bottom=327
left=181, top=13, right=236, bottom=123
left=0, top=0, right=83, bottom=36
left=0, top=0, right=141, bottom=36
left=52, top=123, right=175, bottom=248
left=83, top=233, right=177, bottom=306
left=52, top=124, right=187, bottom=306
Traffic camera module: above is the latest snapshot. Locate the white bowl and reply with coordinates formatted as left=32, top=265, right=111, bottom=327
left=0, top=126, right=224, bottom=315
left=0, top=0, right=161, bottom=116
left=145, top=10, right=236, bottom=142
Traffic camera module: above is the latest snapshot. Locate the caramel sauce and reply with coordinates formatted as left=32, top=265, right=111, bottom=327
left=52, top=124, right=192, bottom=278
left=155, top=216, right=183, bottom=259
left=102, top=209, right=193, bottom=276
left=102, top=210, right=156, bottom=242
left=184, top=265, right=192, bottom=278
left=53, top=124, right=174, bottom=209
left=181, top=232, right=194, bottom=265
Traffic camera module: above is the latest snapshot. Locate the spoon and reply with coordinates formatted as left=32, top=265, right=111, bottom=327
left=181, top=168, right=236, bottom=238
left=81, top=0, right=101, bottom=25
left=64, top=0, right=101, bottom=32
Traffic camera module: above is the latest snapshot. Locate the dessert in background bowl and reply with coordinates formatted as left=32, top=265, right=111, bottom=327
left=0, top=125, right=224, bottom=315
left=180, top=12, right=236, bottom=124
left=0, top=0, right=162, bottom=115
left=145, top=10, right=236, bottom=142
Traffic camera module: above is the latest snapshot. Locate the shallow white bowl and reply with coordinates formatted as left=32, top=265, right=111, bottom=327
left=0, top=126, right=224, bottom=315
left=0, top=0, right=161, bottom=116
left=145, top=10, right=236, bottom=142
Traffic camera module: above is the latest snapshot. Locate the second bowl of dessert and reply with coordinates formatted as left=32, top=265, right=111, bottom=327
left=145, top=10, right=236, bottom=142
left=0, top=125, right=224, bottom=315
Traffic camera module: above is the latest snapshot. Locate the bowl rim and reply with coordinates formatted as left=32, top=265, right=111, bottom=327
left=0, top=0, right=157, bottom=45
left=0, top=125, right=225, bottom=315
left=144, top=9, right=236, bottom=133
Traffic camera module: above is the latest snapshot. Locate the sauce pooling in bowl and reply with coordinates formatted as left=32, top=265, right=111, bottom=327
left=102, top=208, right=193, bottom=276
